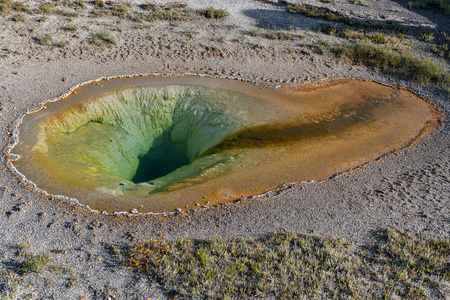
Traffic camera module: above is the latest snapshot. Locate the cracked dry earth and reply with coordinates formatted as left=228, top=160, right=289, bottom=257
left=0, top=0, right=449, bottom=298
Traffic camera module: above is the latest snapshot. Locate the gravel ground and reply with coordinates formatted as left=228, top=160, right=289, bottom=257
left=0, top=0, right=448, bottom=298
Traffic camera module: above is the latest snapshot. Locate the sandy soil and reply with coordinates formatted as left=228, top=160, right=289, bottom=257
left=0, top=0, right=449, bottom=298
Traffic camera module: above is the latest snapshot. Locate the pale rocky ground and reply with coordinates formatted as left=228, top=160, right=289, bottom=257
left=0, top=0, right=449, bottom=299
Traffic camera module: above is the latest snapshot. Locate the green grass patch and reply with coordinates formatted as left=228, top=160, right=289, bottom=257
left=319, top=24, right=337, bottom=35
left=418, top=31, right=434, bottom=42
left=146, top=7, right=196, bottom=22
left=248, top=28, right=260, bottom=37
left=379, top=227, right=450, bottom=281
left=125, top=228, right=449, bottom=299
left=63, top=24, right=78, bottom=32
left=110, top=2, right=128, bottom=17
left=324, top=27, right=408, bottom=49
left=93, top=0, right=104, bottom=8
left=54, top=40, right=69, bottom=48
left=307, top=40, right=332, bottom=55
left=68, top=0, right=85, bottom=9
left=142, top=5, right=228, bottom=23
left=0, top=0, right=29, bottom=14
left=431, top=43, right=449, bottom=58
left=34, top=34, right=52, bottom=46
left=409, top=0, right=450, bottom=15
left=287, top=3, right=351, bottom=24
left=22, top=251, right=50, bottom=274
left=37, top=2, right=57, bottom=14
left=11, top=13, right=24, bottom=21
left=91, top=31, right=116, bottom=46
left=196, top=7, right=229, bottom=19
left=266, top=30, right=295, bottom=40
left=331, top=41, right=449, bottom=85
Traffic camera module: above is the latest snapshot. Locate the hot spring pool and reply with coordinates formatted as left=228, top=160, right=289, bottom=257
left=8, top=76, right=439, bottom=214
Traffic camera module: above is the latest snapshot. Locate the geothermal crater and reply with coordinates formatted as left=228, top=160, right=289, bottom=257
left=10, top=76, right=438, bottom=214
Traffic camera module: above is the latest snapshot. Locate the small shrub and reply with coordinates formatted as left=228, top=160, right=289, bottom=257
left=266, top=30, right=295, bottom=40
left=54, top=40, right=69, bottom=48
left=409, top=0, right=450, bottom=15
left=91, top=31, right=116, bottom=46
left=254, top=43, right=265, bottom=50
left=34, top=34, right=52, bottom=45
left=38, top=2, right=56, bottom=14
left=0, top=3, right=9, bottom=13
left=11, top=13, right=24, bottom=21
left=129, top=13, right=145, bottom=23
left=319, top=24, right=337, bottom=35
left=197, top=7, right=229, bottom=19
left=372, top=32, right=387, bottom=43
left=248, top=28, right=260, bottom=37
left=342, top=28, right=361, bottom=39
left=287, top=3, right=351, bottom=24
left=228, top=23, right=238, bottom=30
left=311, top=40, right=332, bottom=54
left=146, top=7, right=196, bottom=22
left=93, top=0, right=104, bottom=7
left=418, top=31, right=434, bottom=42
left=140, top=3, right=155, bottom=10
left=12, top=1, right=28, bottom=12
left=63, top=24, right=78, bottom=31
left=55, top=9, right=79, bottom=17
left=22, top=251, right=50, bottom=273
left=66, top=275, right=77, bottom=287
left=111, top=2, right=128, bottom=17
left=431, top=43, right=449, bottom=57
left=90, top=8, right=108, bottom=17
left=68, top=0, right=84, bottom=8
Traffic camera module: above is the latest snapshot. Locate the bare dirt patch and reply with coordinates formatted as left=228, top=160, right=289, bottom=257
left=0, top=0, right=448, bottom=298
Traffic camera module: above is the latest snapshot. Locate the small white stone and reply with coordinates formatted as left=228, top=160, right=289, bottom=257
left=130, top=208, right=138, bottom=214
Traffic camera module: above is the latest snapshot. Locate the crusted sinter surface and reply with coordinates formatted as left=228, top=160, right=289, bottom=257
left=0, top=0, right=448, bottom=298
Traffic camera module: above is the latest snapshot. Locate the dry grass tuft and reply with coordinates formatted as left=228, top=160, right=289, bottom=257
left=125, top=228, right=449, bottom=299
